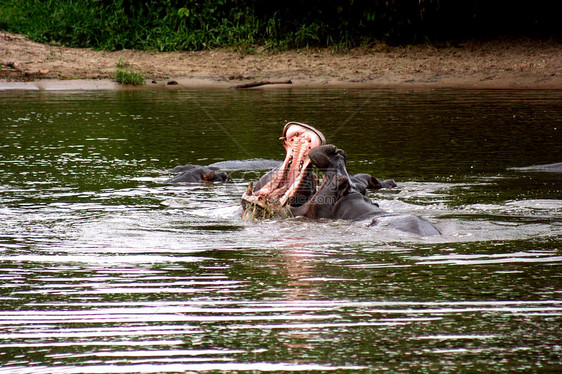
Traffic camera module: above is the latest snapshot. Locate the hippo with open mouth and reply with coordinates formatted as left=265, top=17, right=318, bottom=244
left=241, top=122, right=440, bottom=236
left=241, top=122, right=325, bottom=219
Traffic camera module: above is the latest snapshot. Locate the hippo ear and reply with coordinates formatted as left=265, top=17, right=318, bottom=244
left=368, top=177, right=384, bottom=189
left=337, top=178, right=351, bottom=198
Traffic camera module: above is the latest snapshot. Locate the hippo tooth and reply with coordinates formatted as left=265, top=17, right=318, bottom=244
left=279, top=165, right=305, bottom=206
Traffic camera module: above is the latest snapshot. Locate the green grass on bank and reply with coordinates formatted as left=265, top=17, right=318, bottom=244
left=0, top=0, right=558, bottom=52
left=114, top=59, right=145, bottom=85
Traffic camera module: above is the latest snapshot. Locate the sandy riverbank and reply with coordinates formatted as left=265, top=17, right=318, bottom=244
left=1, top=32, right=561, bottom=90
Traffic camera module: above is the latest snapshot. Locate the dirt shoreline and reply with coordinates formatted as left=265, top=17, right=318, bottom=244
left=1, top=32, right=561, bottom=90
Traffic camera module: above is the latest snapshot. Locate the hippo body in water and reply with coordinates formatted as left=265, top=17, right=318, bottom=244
left=165, top=165, right=228, bottom=183
left=241, top=122, right=440, bottom=236
left=508, top=162, right=562, bottom=173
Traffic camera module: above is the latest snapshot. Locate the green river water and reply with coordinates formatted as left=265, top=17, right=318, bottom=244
left=0, top=88, right=561, bottom=373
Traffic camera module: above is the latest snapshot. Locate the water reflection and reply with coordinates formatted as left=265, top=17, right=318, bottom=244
left=0, top=89, right=561, bottom=372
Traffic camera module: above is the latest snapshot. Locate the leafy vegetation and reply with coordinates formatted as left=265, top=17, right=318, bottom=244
left=114, top=58, right=145, bottom=85
left=0, top=0, right=557, bottom=52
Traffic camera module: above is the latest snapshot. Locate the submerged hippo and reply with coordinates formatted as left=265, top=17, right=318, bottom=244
left=508, top=162, right=562, bottom=173
left=350, top=173, right=397, bottom=195
left=165, top=165, right=228, bottom=183
left=165, top=159, right=282, bottom=184
left=290, top=145, right=440, bottom=235
left=241, top=122, right=440, bottom=236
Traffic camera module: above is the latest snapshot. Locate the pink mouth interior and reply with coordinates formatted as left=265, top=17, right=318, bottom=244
left=243, top=124, right=324, bottom=207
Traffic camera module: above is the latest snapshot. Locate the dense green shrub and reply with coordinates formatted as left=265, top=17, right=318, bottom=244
left=0, top=0, right=557, bottom=51
left=0, top=0, right=260, bottom=50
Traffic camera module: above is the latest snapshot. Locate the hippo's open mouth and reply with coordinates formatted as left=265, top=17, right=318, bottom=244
left=241, top=122, right=326, bottom=219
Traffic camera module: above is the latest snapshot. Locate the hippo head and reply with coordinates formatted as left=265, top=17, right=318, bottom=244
left=241, top=122, right=326, bottom=219
left=201, top=168, right=228, bottom=182
left=287, top=144, right=360, bottom=219
left=308, top=144, right=355, bottom=201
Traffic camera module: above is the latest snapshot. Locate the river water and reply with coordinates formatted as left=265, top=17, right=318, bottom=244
left=0, top=88, right=561, bottom=373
